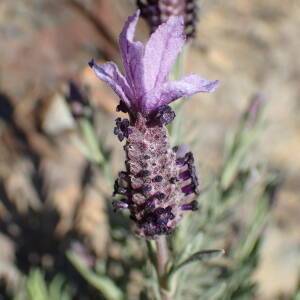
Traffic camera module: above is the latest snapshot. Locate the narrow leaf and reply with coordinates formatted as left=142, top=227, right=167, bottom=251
left=67, top=250, right=123, bottom=300
left=201, top=282, right=227, bottom=300
left=172, top=249, right=225, bottom=274
left=26, top=269, right=49, bottom=300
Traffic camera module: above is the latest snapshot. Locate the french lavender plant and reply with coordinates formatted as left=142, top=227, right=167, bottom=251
left=89, top=10, right=218, bottom=240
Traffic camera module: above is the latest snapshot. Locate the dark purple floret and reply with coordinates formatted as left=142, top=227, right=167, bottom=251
left=179, top=170, right=191, bottom=180
left=156, top=192, right=165, bottom=200
left=143, top=185, right=153, bottom=193
left=169, top=177, right=178, bottom=184
left=151, top=105, right=176, bottom=126
left=181, top=200, right=198, bottom=211
left=114, top=118, right=132, bottom=141
left=137, top=170, right=151, bottom=177
left=175, top=150, right=194, bottom=166
left=118, top=171, right=129, bottom=179
left=152, top=175, right=163, bottom=182
left=144, top=198, right=156, bottom=212
left=138, top=205, right=175, bottom=236
left=112, top=200, right=129, bottom=212
left=116, top=101, right=129, bottom=113
left=155, top=207, right=175, bottom=224
left=113, top=179, right=128, bottom=196
left=182, top=183, right=197, bottom=195
left=137, top=0, right=161, bottom=33
left=176, top=152, right=194, bottom=166
left=174, top=148, right=199, bottom=194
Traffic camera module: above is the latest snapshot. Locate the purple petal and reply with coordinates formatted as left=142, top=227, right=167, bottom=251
left=89, top=60, right=132, bottom=108
left=119, top=10, right=145, bottom=101
left=142, top=74, right=220, bottom=113
left=143, top=16, right=186, bottom=92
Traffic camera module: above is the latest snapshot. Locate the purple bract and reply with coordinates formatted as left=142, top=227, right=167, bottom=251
left=89, top=10, right=218, bottom=119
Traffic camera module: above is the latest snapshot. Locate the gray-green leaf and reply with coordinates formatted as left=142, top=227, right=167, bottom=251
left=171, top=249, right=225, bottom=275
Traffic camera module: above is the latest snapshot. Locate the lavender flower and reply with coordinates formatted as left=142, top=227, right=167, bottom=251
left=89, top=11, right=219, bottom=239
left=137, top=0, right=198, bottom=39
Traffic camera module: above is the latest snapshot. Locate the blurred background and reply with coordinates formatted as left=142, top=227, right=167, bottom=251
left=0, top=0, right=300, bottom=299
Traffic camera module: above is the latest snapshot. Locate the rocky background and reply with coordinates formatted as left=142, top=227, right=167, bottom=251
left=0, top=0, right=299, bottom=299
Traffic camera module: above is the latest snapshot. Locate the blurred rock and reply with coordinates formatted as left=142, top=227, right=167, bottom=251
left=75, top=186, right=109, bottom=257
left=0, top=233, right=20, bottom=292
left=40, top=92, right=76, bottom=135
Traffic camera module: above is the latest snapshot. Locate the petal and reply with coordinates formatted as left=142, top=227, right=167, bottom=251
left=143, top=16, right=186, bottom=92
left=89, top=59, right=132, bottom=108
left=142, top=74, right=220, bottom=113
left=119, top=10, right=145, bottom=101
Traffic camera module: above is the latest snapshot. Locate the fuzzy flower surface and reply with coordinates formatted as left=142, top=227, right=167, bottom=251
left=89, top=10, right=219, bottom=239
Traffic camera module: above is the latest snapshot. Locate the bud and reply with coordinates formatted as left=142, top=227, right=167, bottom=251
left=137, top=0, right=198, bottom=39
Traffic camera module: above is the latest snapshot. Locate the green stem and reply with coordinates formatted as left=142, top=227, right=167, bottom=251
left=155, top=237, right=172, bottom=300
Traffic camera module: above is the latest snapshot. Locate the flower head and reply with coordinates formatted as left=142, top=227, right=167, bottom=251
left=89, top=11, right=219, bottom=239
left=89, top=10, right=218, bottom=121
